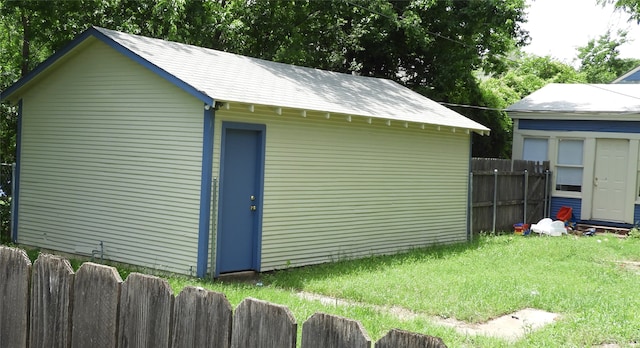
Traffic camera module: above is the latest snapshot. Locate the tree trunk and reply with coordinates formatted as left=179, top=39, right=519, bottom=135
left=21, top=9, right=29, bottom=77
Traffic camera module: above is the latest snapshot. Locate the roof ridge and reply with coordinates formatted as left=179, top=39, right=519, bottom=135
left=3, top=26, right=490, bottom=133
left=93, top=26, right=394, bottom=85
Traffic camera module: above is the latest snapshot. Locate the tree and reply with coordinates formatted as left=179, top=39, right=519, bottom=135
left=476, top=54, right=586, bottom=158
left=480, top=54, right=587, bottom=105
left=577, top=30, right=640, bottom=83
left=0, top=0, right=531, bottom=240
left=220, top=0, right=528, bottom=157
left=599, top=0, right=640, bottom=22
left=1, top=0, right=529, bottom=158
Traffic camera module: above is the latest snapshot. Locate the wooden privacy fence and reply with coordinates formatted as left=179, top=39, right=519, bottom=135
left=471, top=158, right=551, bottom=234
left=0, top=246, right=447, bottom=348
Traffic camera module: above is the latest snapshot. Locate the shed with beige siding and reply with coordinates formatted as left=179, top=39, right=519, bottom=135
left=1, top=27, right=489, bottom=277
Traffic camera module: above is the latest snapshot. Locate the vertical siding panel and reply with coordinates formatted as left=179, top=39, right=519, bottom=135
left=213, top=106, right=469, bottom=271
left=18, top=40, right=203, bottom=274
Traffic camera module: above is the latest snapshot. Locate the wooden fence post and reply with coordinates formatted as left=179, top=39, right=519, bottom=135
left=231, top=297, right=297, bottom=348
left=171, top=286, right=232, bottom=348
left=374, top=328, right=447, bottom=348
left=301, top=313, right=371, bottom=348
left=30, top=253, right=74, bottom=348
left=71, top=262, right=122, bottom=348
left=0, top=246, right=31, bottom=348
left=118, top=273, right=173, bottom=348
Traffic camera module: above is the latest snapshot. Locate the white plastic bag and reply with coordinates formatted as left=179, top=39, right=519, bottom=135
left=531, top=218, right=566, bottom=236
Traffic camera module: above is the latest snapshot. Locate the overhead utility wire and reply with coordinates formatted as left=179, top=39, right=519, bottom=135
left=439, top=102, right=506, bottom=112
left=343, top=0, right=640, bottom=111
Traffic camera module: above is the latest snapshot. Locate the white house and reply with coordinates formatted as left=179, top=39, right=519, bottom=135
left=508, top=83, right=640, bottom=227
left=1, top=27, right=489, bottom=277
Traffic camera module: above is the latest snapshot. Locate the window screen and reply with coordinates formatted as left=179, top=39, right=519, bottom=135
left=523, top=138, right=548, bottom=162
left=556, top=139, right=583, bottom=192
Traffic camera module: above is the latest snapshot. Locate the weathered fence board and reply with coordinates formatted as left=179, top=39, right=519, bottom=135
left=30, top=253, right=74, bottom=348
left=171, top=286, right=232, bottom=348
left=71, top=262, right=122, bottom=348
left=1, top=252, right=449, bottom=347
left=471, top=158, right=551, bottom=233
left=301, top=313, right=371, bottom=348
left=118, top=273, right=173, bottom=348
left=472, top=158, right=547, bottom=173
left=0, top=246, right=31, bottom=348
left=231, top=297, right=297, bottom=348
left=375, top=328, right=447, bottom=348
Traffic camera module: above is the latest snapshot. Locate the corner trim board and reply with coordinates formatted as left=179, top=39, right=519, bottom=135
left=196, top=104, right=215, bottom=278
left=11, top=99, right=23, bottom=242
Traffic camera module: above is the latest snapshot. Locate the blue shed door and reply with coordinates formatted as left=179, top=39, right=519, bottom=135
left=216, top=124, right=265, bottom=274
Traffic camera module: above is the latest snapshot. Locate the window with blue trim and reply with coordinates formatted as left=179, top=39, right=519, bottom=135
left=556, top=139, right=583, bottom=192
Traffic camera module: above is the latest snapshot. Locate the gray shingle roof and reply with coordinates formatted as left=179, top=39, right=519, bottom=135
left=506, top=83, right=640, bottom=114
left=93, top=27, right=488, bottom=133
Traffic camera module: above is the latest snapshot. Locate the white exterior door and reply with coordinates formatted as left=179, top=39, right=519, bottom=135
left=592, top=139, right=629, bottom=222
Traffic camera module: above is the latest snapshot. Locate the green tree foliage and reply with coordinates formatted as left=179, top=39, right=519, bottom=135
left=500, top=54, right=586, bottom=96
left=481, top=54, right=588, bottom=105
left=577, top=30, right=640, bottom=83
left=478, top=54, right=587, bottom=157
left=207, top=0, right=531, bottom=159
left=1, top=14, right=18, bottom=165
left=0, top=0, right=532, bottom=240
left=599, top=0, right=640, bottom=22
left=1, top=0, right=529, bottom=156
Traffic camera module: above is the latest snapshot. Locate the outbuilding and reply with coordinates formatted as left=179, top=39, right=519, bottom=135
left=1, top=27, right=489, bottom=276
left=508, top=83, right=640, bottom=227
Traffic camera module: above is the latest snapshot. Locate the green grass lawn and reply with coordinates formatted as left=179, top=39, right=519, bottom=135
left=209, top=234, right=640, bottom=347
left=18, top=233, right=640, bottom=347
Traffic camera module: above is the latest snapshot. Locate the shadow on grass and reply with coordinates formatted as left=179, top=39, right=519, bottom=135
left=262, top=237, right=483, bottom=290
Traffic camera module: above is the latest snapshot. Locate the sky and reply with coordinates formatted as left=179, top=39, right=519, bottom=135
left=522, top=0, right=640, bottom=65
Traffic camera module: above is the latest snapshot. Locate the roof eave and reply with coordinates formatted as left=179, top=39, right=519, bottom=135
left=0, top=26, right=214, bottom=106
left=215, top=100, right=491, bottom=135
left=507, top=110, right=640, bottom=120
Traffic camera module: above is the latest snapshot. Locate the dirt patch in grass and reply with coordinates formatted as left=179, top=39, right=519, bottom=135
left=297, top=292, right=560, bottom=342
left=614, top=261, right=640, bottom=274
left=436, top=308, right=559, bottom=342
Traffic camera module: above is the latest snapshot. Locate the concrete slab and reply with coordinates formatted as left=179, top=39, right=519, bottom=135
left=436, top=308, right=560, bottom=342
left=297, top=292, right=560, bottom=342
